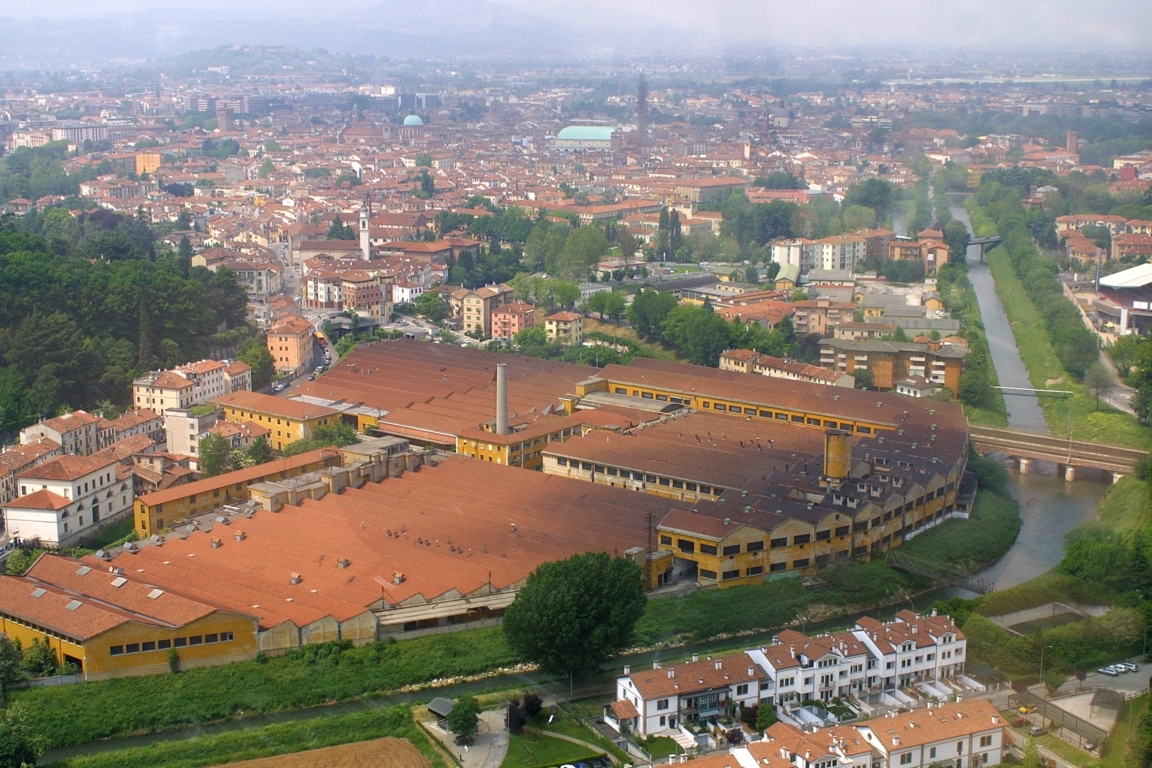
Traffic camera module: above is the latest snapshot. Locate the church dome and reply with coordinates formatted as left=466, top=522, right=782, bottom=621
left=402, top=114, right=424, bottom=127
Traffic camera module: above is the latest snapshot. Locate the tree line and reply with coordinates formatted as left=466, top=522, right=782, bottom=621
left=0, top=214, right=263, bottom=433
left=967, top=183, right=1100, bottom=379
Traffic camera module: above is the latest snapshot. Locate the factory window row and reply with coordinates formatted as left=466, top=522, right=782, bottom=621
left=552, top=458, right=714, bottom=494
left=0, top=614, right=82, bottom=646
left=699, top=566, right=768, bottom=581
left=110, top=631, right=234, bottom=656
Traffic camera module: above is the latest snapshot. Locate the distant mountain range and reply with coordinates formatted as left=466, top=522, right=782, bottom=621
left=0, top=1, right=700, bottom=70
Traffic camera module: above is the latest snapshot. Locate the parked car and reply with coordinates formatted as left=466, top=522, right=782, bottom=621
left=1029, top=726, right=1048, bottom=737
left=1098, top=666, right=1120, bottom=676
left=308, top=373, right=316, bottom=381
left=1119, top=662, right=1139, bottom=672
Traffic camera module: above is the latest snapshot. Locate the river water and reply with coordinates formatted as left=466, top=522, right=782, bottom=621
left=947, top=197, right=1107, bottom=592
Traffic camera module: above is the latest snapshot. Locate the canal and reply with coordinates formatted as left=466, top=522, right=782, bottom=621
left=948, top=197, right=1107, bottom=592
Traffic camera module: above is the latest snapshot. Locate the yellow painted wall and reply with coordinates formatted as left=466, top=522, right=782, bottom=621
left=653, top=481, right=962, bottom=587
left=0, top=610, right=257, bottom=680
left=599, top=378, right=891, bottom=436
left=134, top=454, right=338, bottom=536
left=0, top=616, right=85, bottom=668
left=219, top=405, right=334, bottom=452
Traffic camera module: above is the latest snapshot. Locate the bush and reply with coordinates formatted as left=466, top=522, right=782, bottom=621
left=970, top=452, right=1010, bottom=495
left=522, top=691, right=543, bottom=717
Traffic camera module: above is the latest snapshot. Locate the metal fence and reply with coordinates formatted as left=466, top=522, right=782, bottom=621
left=1010, top=689, right=1108, bottom=743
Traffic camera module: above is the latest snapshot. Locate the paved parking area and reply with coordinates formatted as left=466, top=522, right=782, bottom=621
left=1053, top=663, right=1148, bottom=698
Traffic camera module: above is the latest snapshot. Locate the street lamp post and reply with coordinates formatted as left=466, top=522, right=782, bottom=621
left=1039, top=645, right=1053, bottom=694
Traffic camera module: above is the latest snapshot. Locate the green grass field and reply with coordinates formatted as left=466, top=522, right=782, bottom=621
left=532, top=708, right=629, bottom=763
left=643, top=735, right=684, bottom=759
left=54, top=705, right=447, bottom=768
left=987, top=249, right=1152, bottom=449
left=1101, top=694, right=1148, bottom=768
left=501, top=731, right=602, bottom=768
left=14, top=632, right=517, bottom=749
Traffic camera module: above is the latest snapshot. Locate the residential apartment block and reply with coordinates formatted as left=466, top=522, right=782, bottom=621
left=615, top=653, right=766, bottom=737
left=889, top=239, right=950, bottom=275
left=544, top=311, right=584, bottom=346
left=857, top=701, right=1004, bottom=768
left=450, top=283, right=513, bottom=336
left=133, top=360, right=253, bottom=412
left=20, top=410, right=103, bottom=456
left=818, top=338, right=967, bottom=394
left=791, top=300, right=857, bottom=336
left=4, top=454, right=133, bottom=546
left=266, top=316, right=316, bottom=377
left=490, top=301, right=536, bottom=341
left=0, top=441, right=63, bottom=505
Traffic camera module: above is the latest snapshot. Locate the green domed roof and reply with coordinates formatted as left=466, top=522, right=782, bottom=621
left=557, top=126, right=615, bottom=141
left=402, top=114, right=424, bottom=126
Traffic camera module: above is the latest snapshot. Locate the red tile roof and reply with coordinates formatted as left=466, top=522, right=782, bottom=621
left=107, top=456, right=688, bottom=631
left=17, top=454, right=117, bottom=482
left=213, top=392, right=337, bottom=422
left=137, top=448, right=340, bottom=507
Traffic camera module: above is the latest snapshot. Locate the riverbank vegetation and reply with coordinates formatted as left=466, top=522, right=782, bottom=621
left=936, top=257, right=1008, bottom=427
left=968, top=185, right=1152, bottom=448
left=13, top=632, right=518, bottom=749
left=932, top=473, right=1152, bottom=686
left=54, top=705, right=447, bottom=768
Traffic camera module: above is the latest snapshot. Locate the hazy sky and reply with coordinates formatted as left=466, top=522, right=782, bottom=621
left=2, top=0, right=1150, bottom=53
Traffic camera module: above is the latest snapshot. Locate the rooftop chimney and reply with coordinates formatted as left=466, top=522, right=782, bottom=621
left=823, top=429, right=851, bottom=481
left=496, top=363, right=510, bottom=435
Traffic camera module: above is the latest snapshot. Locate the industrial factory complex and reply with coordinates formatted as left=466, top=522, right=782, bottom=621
left=0, top=340, right=971, bottom=678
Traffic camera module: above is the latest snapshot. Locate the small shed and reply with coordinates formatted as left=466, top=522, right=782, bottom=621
left=428, top=696, right=456, bottom=727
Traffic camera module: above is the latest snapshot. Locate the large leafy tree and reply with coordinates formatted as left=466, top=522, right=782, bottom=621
left=446, top=695, right=480, bottom=740
left=237, top=335, right=275, bottom=389
left=552, top=226, right=609, bottom=281
left=626, top=289, right=678, bottom=342
left=0, top=705, right=45, bottom=768
left=198, top=434, right=232, bottom=478
left=503, top=552, right=646, bottom=679
left=662, top=304, right=733, bottom=367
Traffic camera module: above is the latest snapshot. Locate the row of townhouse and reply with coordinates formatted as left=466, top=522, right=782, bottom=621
left=132, top=359, right=252, bottom=412
left=1056, top=215, right=1152, bottom=236
left=677, top=703, right=1004, bottom=768
left=19, top=409, right=165, bottom=457
left=612, top=610, right=965, bottom=738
